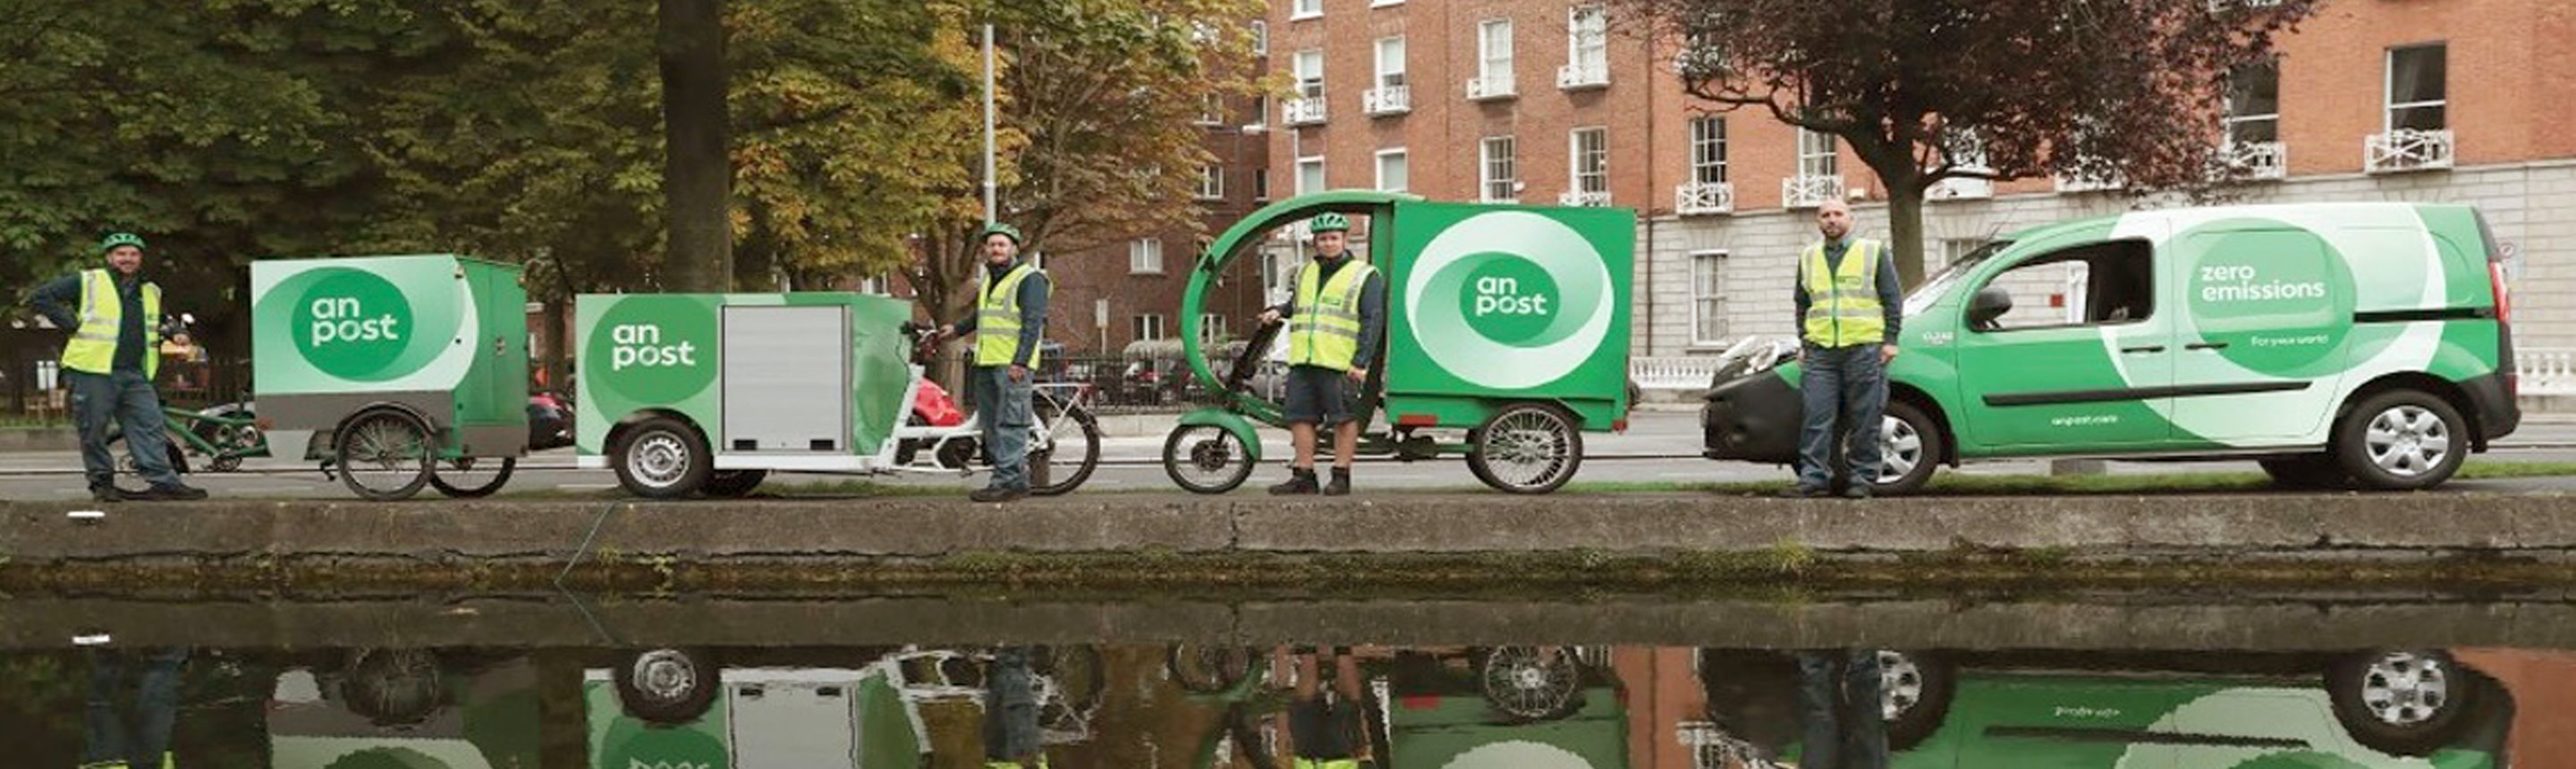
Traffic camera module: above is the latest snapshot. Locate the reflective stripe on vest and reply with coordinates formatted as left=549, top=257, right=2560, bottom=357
left=1800, top=238, right=1885, bottom=347
left=62, top=268, right=160, bottom=377
left=1288, top=258, right=1374, bottom=371
left=976, top=262, right=1046, bottom=368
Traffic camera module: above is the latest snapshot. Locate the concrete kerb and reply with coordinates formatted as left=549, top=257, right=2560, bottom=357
left=9, top=494, right=2576, bottom=574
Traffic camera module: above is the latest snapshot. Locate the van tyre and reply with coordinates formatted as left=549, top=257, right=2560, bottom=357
left=1879, top=650, right=1954, bottom=751
left=1870, top=401, right=1943, bottom=495
left=613, top=417, right=710, bottom=499
left=2258, top=454, right=2349, bottom=489
left=614, top=647, right=720, bottom=726
left=2334, top=391, right=2466, bottom=491
left=2326, top=650, right=2479, bottom=756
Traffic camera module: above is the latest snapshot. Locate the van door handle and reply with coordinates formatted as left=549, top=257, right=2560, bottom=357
left=2120, top=345, right=2166, bottom=354
left=2186, top=342, right=2230, bottom=351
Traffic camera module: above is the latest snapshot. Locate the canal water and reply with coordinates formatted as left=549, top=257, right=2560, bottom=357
left=2, top=596, right=2569, bottom=768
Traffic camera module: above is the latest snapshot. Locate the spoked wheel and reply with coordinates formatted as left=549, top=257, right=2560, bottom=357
left=1163, top=425, right=1255, bottom=494
left=335, top=409, right=436, bottom=501
left=1478, top=646, right=1583, bottom=723
left=1466, top=402, right=1583, bottom=494
left=429, top=456, right=516, bottom=498
left=1029, top=401, right=1101, bottom=496
left=108, top=431, right=191, bottom=476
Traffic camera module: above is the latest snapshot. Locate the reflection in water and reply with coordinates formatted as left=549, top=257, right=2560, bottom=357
left=0, top=643, right=2566, bottom=767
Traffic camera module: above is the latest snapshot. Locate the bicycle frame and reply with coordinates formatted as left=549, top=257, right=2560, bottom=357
left=886, top=365, right=1089, bottom=476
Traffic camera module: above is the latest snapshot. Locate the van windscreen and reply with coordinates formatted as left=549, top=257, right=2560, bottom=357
left=1904, top=240, right=2012, bottom=317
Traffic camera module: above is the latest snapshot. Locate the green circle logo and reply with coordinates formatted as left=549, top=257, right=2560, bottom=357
left=1458, top=256, right=1561, bottom=345
left=1405, top=212, right=1614, bottom=389
left=2182, top=227, right=2357, bottom=376
left=291, top=268, right=415, bottom=380
left=587, top=297, right=718, bottom=404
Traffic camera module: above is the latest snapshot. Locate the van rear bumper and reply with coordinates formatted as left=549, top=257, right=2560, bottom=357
left=1701, top=371, right=1802, bottom=464
left=2462, top=371, right=2521, bottom=445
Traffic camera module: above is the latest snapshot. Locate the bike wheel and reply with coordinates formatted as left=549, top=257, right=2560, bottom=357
left=1163, top=425, right=1255, bottom=494
left=335, top=410, right=436, bottom=501
left=428, top=456, right=516, bottom=498
left=1029, top=401, right=1101, bottom=496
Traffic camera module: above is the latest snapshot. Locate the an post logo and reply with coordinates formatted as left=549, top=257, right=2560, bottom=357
left=610, top=323, right=699, bottom=371
left=1406, top=211, right=1614, bottom=389
left=291, top=268, right=414, bottom=379
left=588, top=297, right=718, bottom=403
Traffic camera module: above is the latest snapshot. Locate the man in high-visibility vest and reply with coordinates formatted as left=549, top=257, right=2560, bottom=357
left=27, top=232, right=206, bottom=503
left=80, top=646, right=189, bottom=769
left=1287, top=646, right=1371, bottom=769
left=943, top=223, right=1051, bottom=503
left=979, top=646, right=1049, bottom=769
left=1257, top=212, right=1385, bottom=496
left=1784, top=199, right=1902, bottom=499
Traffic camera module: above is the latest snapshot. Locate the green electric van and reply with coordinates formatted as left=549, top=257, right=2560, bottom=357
left=1704, top=202, right=2521, bottom=493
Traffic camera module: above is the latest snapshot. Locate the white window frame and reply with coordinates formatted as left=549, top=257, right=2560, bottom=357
left=1132, top=314, right=1167, bottom=342
left=1296, top=156, right=1326, bottom=195
left=1568, top=5, right=1608, bottom=74
left=1689, top=115, right=1727, bottom=184
left=1375, top=36, right=1407, bottom=89
left=1376, top=148, right=1409, bottom=192
left=1198, top=165, right=1224, bottom=200
left=2224, top=60, right=2280, bottom=146
left=1200, top=313, right=1230, bottom=343
left=1252, top=167, right=1270, bottom=200
left=1292, top=0, right=1322, bottom=21
left=1690, top=249, right=1728, bottom=346
left=1129, top=238, right=1165, bottom=275
left=1570, top=127, right=1608, bottom=195
left=1198, top=93, right=1223, bottom=126
left=2385, top=43, right=2446, bottom=132
left=1797, top=129, right=1839, bottom=177
left=1479, top=19, right=1513, bottom=82
left=1250, top=21, right=1267, bottom=55
left=1294, top=50, right=1326, bottom=100
left=1480, top=136, right=1518, bottom=203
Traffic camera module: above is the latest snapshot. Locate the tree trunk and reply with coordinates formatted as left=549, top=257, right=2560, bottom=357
left=1884, top=179, right=1928, bottom=290
left=538, top=297, right=569, bottom=391
left=657, top=0, right=732, bottom=292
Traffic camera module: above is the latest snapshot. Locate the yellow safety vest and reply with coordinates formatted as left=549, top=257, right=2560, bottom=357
left=1288, top=258, right=1376, bottom=371
left=1293, top=759, right=1361, bottom=769
left=976, top=262, right=1046, bottom=368
left=1800, top=238, right=1885, bottom=348
left=63, top=268, right=161, bottom=378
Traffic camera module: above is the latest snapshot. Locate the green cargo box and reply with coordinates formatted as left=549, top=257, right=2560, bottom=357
left=251, top=255, right=530, bottom=499
left=573, top=292, right=912, bottom=498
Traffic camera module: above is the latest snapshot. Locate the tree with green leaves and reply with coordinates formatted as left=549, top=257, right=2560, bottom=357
left=1624, top=0, right=2315, bottom=285
left=906, top=0, right=1268, bottom=333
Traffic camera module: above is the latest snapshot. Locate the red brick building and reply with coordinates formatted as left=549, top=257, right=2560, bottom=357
left=1244, top=0, right=2576, bottom=392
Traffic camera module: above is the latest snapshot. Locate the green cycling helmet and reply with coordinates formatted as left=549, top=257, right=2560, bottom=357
left=99, top=232, right=147, bottom=253
left=1309, top=212, right=1351, bottom=233
left=980, top=222, right=1023, bottom=244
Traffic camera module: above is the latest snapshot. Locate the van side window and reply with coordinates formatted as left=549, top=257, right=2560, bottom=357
left=1971, top=240, right=2155, bottom=332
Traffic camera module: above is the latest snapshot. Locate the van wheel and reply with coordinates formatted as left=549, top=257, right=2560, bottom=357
left=2334, top=391, right=2466, bottom=491
left=613, top=417, right=710, bottom=499
left=1878, top=650, right=1954, bottom=751
left=614, top=647, right=720, bottom=726
left=2326, top=650, right=2479, bottom=756
left=2258, top=454, right=2349, bottom=489
left=1870, top=401, right=1943, bottom=495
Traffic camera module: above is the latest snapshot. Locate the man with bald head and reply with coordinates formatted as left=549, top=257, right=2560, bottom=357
left=1784, top=199, right=1902, bottom=499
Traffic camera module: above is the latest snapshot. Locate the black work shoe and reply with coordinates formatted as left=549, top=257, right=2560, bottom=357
left=90, top=485, right=129, bottom=503
left=969, top=486, right=1029, bottom=503
left=1776, top=485, right=1830, bottom=499
left=1842, top=485, right=1873, bottom=500
left=1324, top=469, right=1352, bottom=496
left=137, top=483, right=208, bottom=501
left=1268, top=469, right=1320, bottom=495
